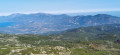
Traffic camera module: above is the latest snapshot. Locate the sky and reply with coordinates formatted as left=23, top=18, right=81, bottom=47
left=0, top=0, right=120, bottom=16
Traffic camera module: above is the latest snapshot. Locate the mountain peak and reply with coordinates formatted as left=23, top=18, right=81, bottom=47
left=94, top=14, right=112, bottom=17
left=9, top=13, right=25, bottom=17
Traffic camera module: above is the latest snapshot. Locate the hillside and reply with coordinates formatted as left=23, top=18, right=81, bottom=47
left=53, top=24, right=120, bottom=41
left=0, top=24, right=120, bottom=55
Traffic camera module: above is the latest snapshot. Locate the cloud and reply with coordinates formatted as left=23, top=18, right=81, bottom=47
left=0, top=9, right=120, bottom=16
left=44, top=9, right=120, bottom=14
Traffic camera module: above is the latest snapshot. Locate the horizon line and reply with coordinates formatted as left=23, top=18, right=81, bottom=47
left=0, top=9, right=120, bottom=16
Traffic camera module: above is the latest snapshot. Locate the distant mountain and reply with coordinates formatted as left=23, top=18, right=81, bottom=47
left=54, top=24, right=120, bottom=41
left=0, top=13, right=120, bottom=34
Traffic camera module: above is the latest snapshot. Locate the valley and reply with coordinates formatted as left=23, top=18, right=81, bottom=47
left=0, top=0, right=120, bottom=55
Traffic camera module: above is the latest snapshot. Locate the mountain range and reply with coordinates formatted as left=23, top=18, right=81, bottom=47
left=0, top=13, right=120, bottom=34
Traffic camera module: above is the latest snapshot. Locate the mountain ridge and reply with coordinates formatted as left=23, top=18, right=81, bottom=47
left=0, top=13, right=120, bottom=34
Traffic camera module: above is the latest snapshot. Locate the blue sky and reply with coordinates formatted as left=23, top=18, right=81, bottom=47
left=0, top=0, right=120, bottom=16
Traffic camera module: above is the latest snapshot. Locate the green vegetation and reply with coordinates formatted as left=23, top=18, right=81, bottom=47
left=0, top=24, right=120, bottom=55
